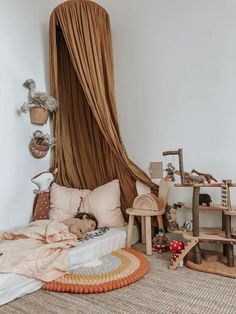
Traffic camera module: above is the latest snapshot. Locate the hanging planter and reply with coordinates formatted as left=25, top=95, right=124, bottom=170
left=29, top=142, right=49, bottom=159
left=30, top=107, right=49, bottom=125
left=29, top=130, right=56, bottom=159
left=20, top=79, right=59, bottom=125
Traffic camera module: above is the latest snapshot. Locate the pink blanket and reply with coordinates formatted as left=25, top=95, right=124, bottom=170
left=0, top=220, right=77, bottom=282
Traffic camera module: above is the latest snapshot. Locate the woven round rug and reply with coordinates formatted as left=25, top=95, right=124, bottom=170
left=42, top=247, right=148, bottom=294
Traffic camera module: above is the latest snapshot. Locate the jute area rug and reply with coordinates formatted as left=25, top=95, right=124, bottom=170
left=0, top=244, right=235, bottom=314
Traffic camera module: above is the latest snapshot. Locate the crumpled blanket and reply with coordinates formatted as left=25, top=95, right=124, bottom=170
left=0, top=220, right=77, bottom=282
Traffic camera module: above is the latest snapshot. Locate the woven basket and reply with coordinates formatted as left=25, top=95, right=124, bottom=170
left=29, top=141, right=49, bottom=159
left=30, top=107, right=49, bottom=125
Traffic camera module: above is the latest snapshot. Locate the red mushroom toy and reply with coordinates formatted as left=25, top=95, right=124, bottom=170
left=169, top=240, right=185, bottom=265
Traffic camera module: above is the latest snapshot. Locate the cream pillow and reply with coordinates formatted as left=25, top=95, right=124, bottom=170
left=49, top=183, right=90, bottom=221
left=80, top=179, right=125, bottom=228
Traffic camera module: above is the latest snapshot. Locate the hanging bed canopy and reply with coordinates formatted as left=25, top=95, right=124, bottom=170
left=49, top=0, right=158, bottom=219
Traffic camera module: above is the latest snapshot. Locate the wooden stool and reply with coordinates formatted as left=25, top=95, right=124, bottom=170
left=126, top=208, right=165, bottom=255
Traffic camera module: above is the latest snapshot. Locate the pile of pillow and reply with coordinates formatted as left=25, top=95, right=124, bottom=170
left=49, top=179, right=125, bottom=228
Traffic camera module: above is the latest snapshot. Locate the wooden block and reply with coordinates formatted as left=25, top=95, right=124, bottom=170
left=149, top=162, right=163, bottom=179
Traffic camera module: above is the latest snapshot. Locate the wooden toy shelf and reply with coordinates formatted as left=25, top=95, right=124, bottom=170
left=183, top=203, right=225, bottom=212
left=174, top=183, right=236, bottom=275
left=183, top=228, right=236, bottom=244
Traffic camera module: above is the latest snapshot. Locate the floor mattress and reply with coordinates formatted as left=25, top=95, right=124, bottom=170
left=0, top=225, right=139, bottom=306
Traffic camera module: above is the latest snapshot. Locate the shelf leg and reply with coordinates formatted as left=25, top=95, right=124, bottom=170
left=224, top=215, right=234, bottom=267
left=192, top=187, right=200, bottom=237
left=222, top=212, right=226, bottom=231
left=225, top=215, right=232, bottom=239
left=226, top=244, right=234, bottom=267
left=223, top=245, right=227, bottom=257
left=192, top=187, right=202, bottom=264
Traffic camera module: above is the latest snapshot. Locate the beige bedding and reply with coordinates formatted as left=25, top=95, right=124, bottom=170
left=0, top=220, right=77, bottom=282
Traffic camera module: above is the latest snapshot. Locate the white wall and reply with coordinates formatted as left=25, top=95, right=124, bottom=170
left=0, top=0, right=63, bottom=231
left=97, top=0, right=236, bottom=247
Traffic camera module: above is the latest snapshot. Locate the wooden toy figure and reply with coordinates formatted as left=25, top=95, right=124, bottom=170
left=164, top=162, right=176, bottom=182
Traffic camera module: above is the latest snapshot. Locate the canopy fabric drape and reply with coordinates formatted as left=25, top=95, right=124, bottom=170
left=49, top=0, right=158, bottom=219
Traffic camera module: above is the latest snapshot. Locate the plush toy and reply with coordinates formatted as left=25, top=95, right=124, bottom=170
left=20, top=79, right=59, bottom=113
left=152, top=229, right=169, bottom=253
left=31, top=168, right=58, bottom=221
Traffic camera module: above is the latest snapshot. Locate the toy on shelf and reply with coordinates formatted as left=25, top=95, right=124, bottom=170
left=191, top=169, right=217, bottom=184
left=166, top=202, right=183, bottom=231
left=162, top=148, right=184, bottom=183
left=182, top=220, right=193, bottom=232
left=164, top=162, right=176, bottom=182
left=152, top=230, right=169, bottom=253
left=199, top=193, right=212, bottom=207
left=175, top=170, right=207, bottom=184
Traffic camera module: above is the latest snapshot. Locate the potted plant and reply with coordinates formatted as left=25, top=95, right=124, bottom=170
left=29, top=130, right=56, bottom=159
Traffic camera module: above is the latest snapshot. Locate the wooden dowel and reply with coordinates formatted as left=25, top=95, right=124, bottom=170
left=222, top=212, right=226, bottom=231
left=226, top=244, right=234, bottom=267
left=225, top=215, right=231, bottom=239
left=223, top=244, right=227, bottom=257
left=192, top=186, right=202, bottom=264
left=162, top=150, right=179, bottom=156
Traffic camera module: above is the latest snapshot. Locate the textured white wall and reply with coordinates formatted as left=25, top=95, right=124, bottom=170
left=97, top=0, right=236, bottom=248
left=0, top=0, right=63, bottom=231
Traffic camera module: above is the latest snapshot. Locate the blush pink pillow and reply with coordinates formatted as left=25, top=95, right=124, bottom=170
left=80, top=179, right=125, bottom=228
left=49, top=183, right=90, bottom=221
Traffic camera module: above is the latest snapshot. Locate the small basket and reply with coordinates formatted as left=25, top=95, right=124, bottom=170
left=29, top=141, right=49, bottom=159
left=30, top=107, right=49, bottom=125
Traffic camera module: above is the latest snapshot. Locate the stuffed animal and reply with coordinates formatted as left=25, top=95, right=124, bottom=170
left=199, top=193, right=212, bottom=207
left=20, top=79, right=59, bottom=113
left=31, top=168, right=58, bottom=221
left=152, top=230, right=169, bottom=253
left=31, top=168, right=58, bottom=192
